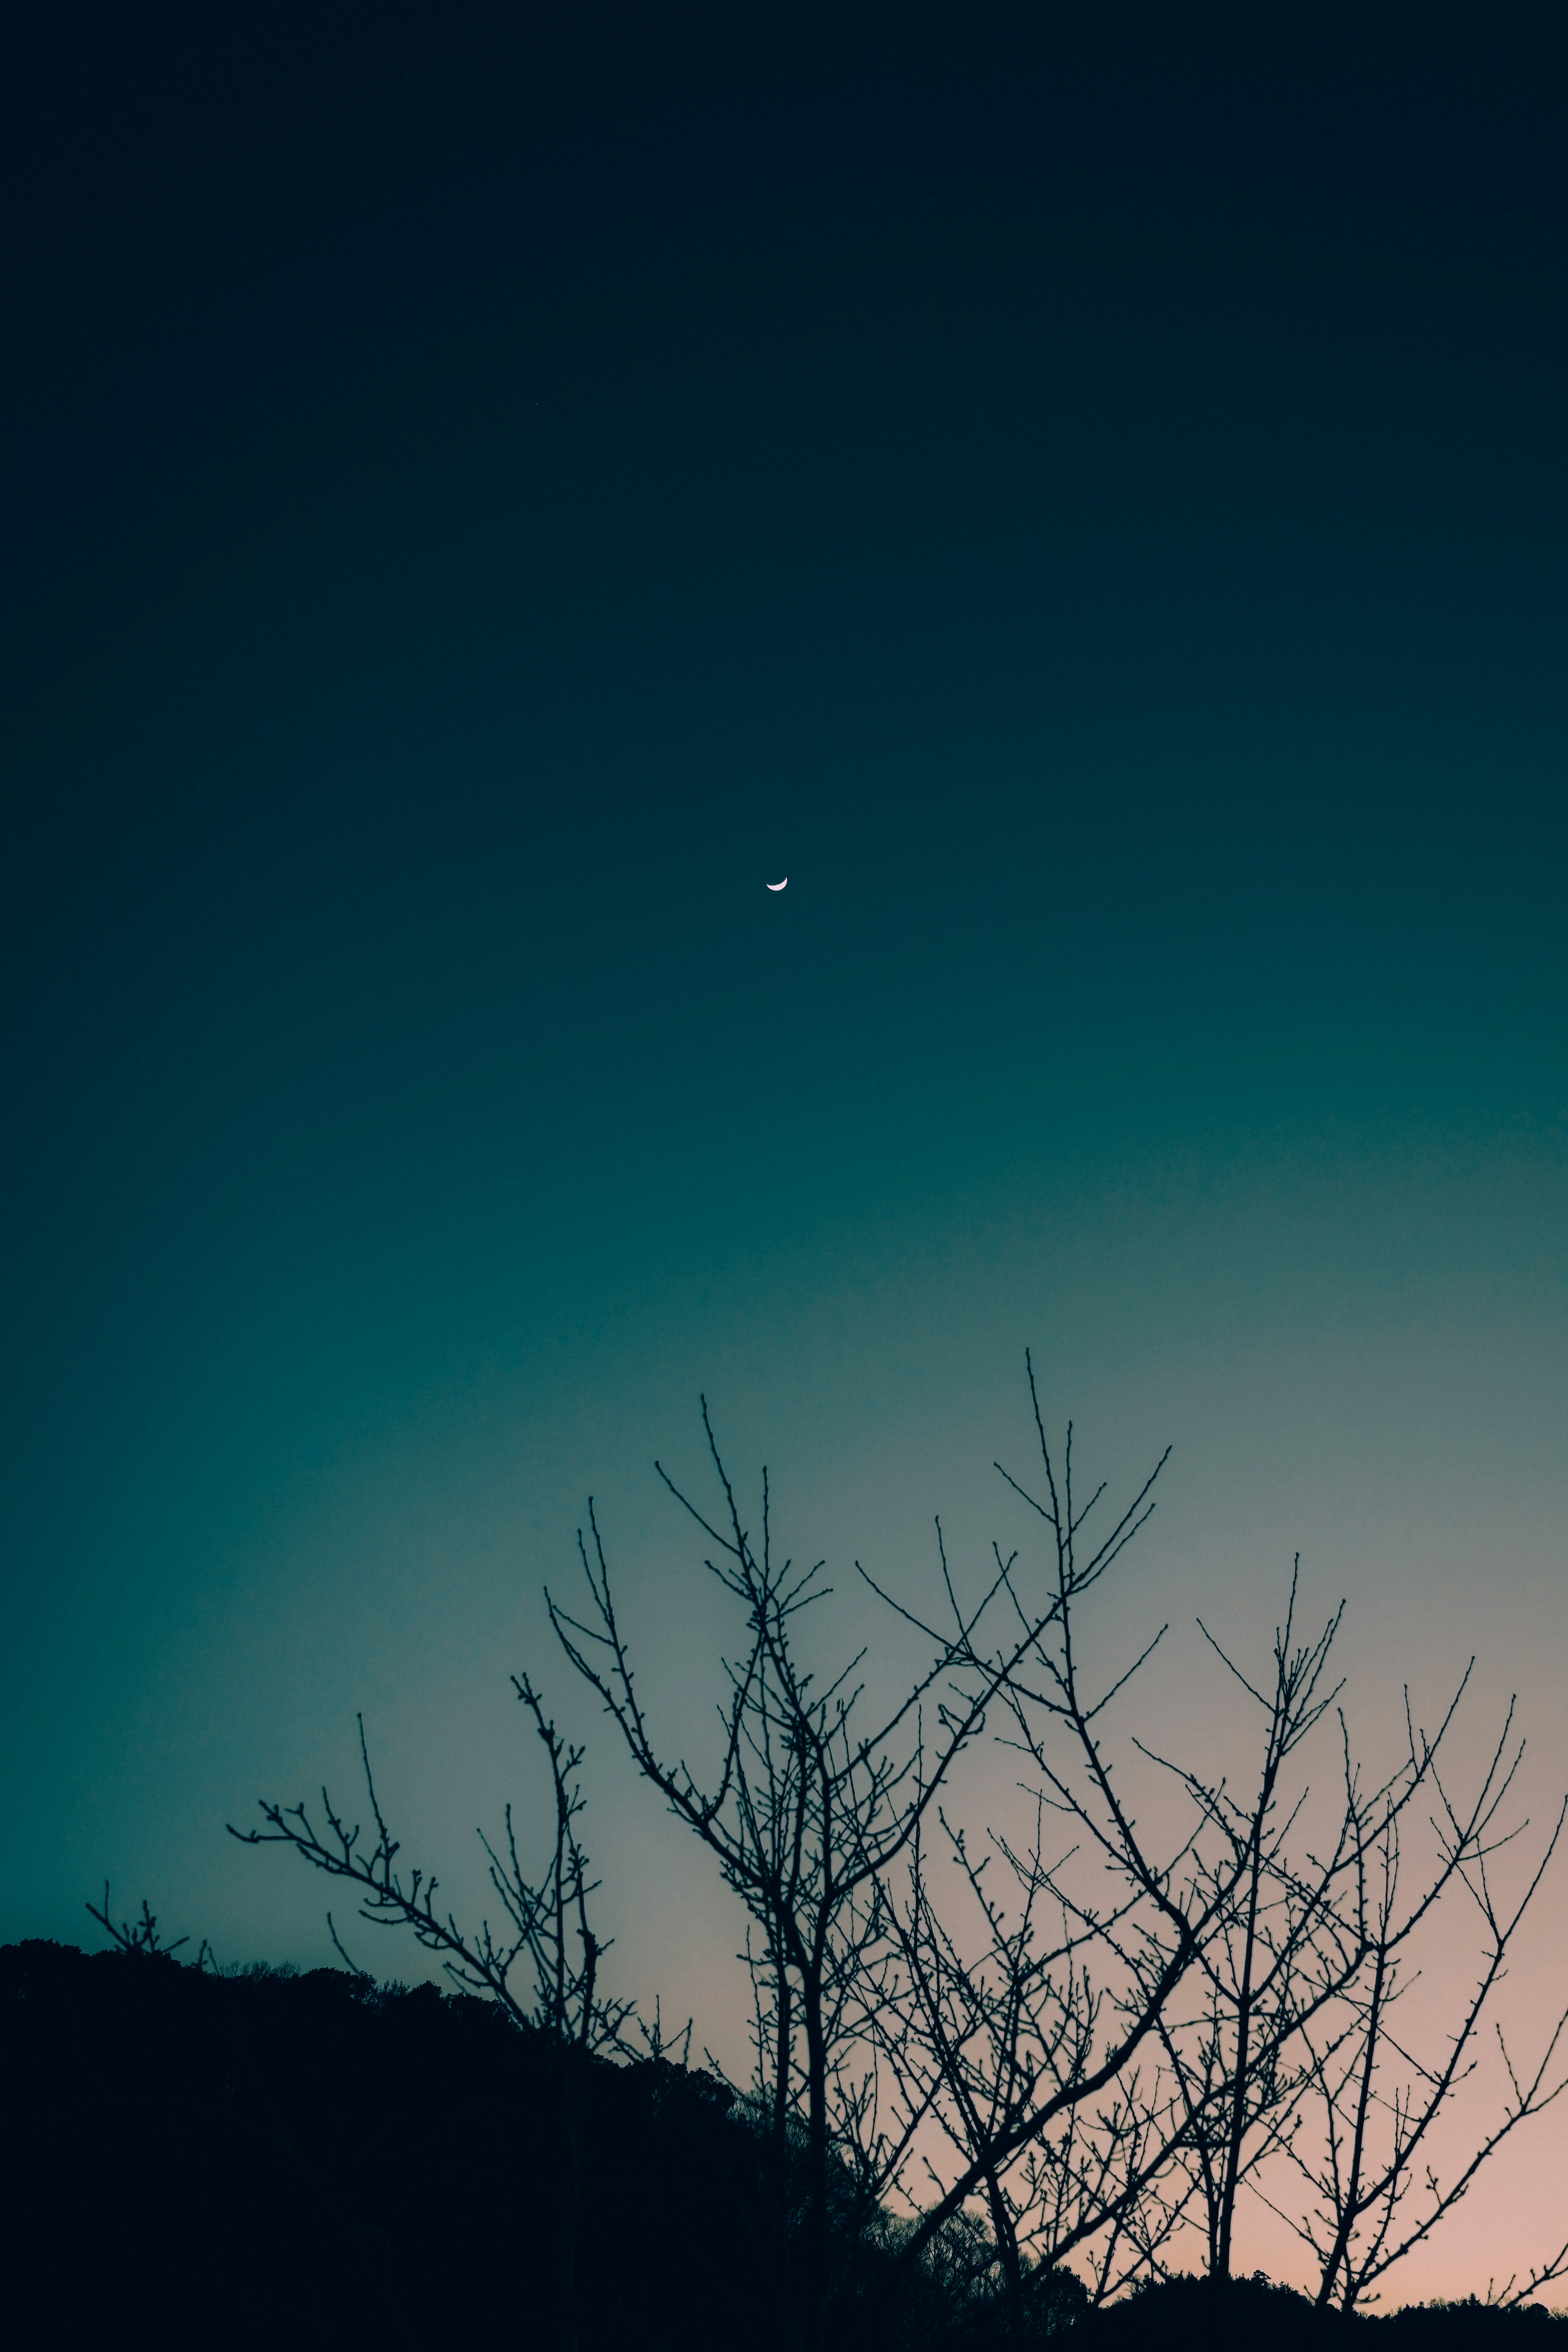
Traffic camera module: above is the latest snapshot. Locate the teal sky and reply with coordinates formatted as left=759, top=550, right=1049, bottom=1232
left=5, top=1, right=1568, bottom=2299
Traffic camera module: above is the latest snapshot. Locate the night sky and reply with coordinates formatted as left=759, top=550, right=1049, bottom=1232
left=5, top=2, right=1568, bottom=2298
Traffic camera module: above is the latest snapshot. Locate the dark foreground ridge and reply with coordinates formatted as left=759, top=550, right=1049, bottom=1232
left=4, top=1940, right=1564, bottom=2352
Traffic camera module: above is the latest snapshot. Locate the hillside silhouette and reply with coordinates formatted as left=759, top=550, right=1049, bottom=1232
left=1, top=1936, right=1076, bottom=2352
left=5, top=1937, right=1565, bottom=2352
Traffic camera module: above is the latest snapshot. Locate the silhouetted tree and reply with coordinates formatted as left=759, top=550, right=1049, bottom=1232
left=856, top=1373, right=1227, bottom=2294
left=1254, top=1707, right=1568, bottom=2316
left=212, top=1359, right=1568, bottom=2342
left=230, top=1673, right=634, bottom=2352
left=864, top=1370, right=1566, bottom=2325
left=1133, top=1568, right=1471, bottom=2291
left=546, top=1396, right=1082, bottom=2352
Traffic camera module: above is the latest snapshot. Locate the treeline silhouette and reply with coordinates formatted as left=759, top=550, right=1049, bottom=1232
left=2, top=1932, right=1085, bottom=2352
left=4, top=1936, right=1565, bottom=2352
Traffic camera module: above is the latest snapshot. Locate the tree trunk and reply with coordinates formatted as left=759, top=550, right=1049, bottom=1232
left=803, top=1990, right=829, bottom=2352
left=984, top=2164, right=1027, bottom=2340
left=1314, top=1946, right=1387, bottom=2314
left=1213, top=1784, right=1272, bottom=2289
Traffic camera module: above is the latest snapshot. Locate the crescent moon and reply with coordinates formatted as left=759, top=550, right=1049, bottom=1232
left=766, top=877, right=788, bottom=891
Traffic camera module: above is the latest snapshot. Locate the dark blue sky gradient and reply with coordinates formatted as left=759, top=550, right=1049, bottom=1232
left=4, top=5, right=1568, bottom=2284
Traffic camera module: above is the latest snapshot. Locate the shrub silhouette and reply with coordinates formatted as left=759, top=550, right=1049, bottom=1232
left=1091, top=2276, right=1568, bottom=2352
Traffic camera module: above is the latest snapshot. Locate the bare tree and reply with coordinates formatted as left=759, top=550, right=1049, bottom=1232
left=867, top=1370, right=1524, bottom=2326
left=1252, top=1703, right=1568, bottom=2317
left=871, top=1792, right=1198, bottom=2331
left=1126, top=1567, right=1468, bottom=2291
left=545, top=1398, right=1078, bottom=2352
left=857, top=1375, right=1246, bottom=2288
left=231, top=1673, right=633, bottom=2352
left=221, top=1361, right=1568, bottom=2340
left=88, top=1885, right=212, bottom=1969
